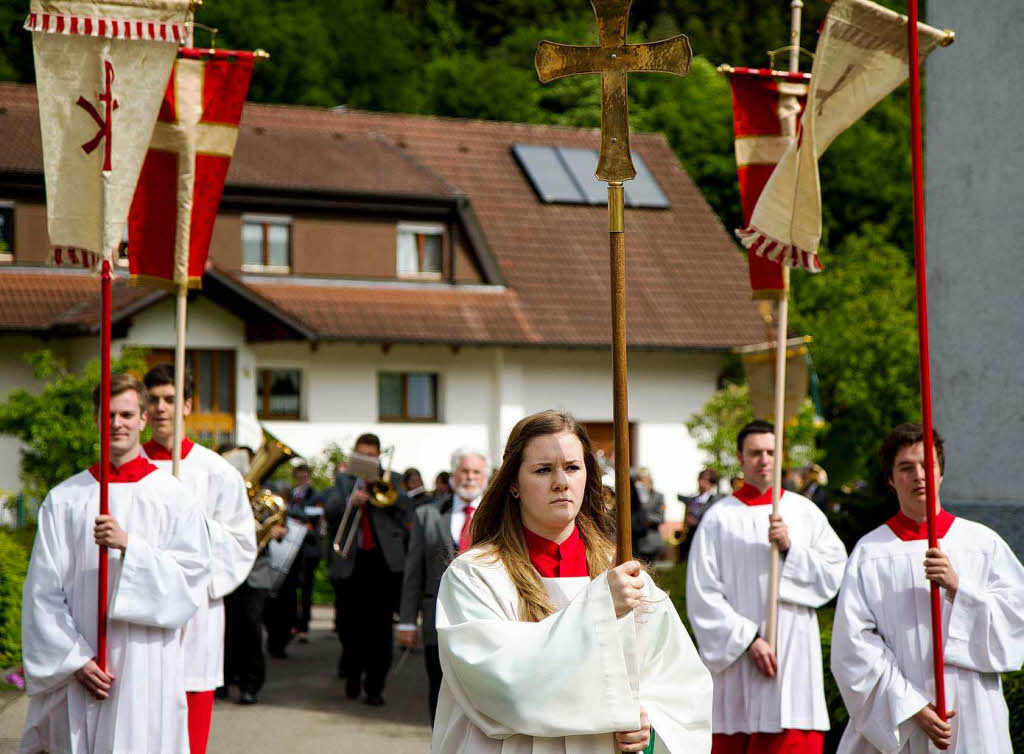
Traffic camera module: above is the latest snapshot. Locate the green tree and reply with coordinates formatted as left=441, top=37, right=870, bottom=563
left=686, top=383, right=825, bottom=482
left=0, top=348, right=148, bottom=501
left=791, top=224, right=922, bottom=484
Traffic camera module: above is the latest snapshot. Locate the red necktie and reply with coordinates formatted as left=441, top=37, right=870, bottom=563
left=358, top=505, right=375, bottom=550
left=458, top=505, right=475, bottom=553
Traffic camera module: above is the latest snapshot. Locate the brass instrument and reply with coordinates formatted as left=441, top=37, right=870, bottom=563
left=332, top=446, right=398, bottom=558
left=244, top=429, right=296, bottom=551
left=667, top=526, right=687, bottom=546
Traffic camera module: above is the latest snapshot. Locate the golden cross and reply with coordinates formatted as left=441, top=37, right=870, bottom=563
left=535, top=0, right=691, bottom=182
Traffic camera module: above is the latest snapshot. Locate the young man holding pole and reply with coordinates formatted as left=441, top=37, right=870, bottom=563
left=831, top=424, right=1024, bottom=753
left=142, top=363, right=257, bottom=754
left=686, top=420, right=846, bottom=754
left=19, top=374, right=211, bottom=754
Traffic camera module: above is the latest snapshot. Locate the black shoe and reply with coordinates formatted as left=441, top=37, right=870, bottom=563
left=239, top=691, right=258, bottom=705
left=214, top=686, right=228, bottom=700
left=364, top=694, right=385, bottom=707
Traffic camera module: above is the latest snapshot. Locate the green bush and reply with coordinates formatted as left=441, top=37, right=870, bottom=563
left=0, top=526, right=34, bottom=668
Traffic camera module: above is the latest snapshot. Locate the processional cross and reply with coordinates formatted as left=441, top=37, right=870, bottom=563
left=536, top=1, right=691, bottom=564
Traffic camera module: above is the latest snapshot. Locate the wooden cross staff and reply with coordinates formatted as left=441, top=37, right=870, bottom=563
left=536, top=1, right=691, bottom=564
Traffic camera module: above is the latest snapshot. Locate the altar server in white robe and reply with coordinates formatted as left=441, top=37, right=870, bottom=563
left=19, top=373, right=211, bottom=754
left=142, top=363, right=257, bottom=754
left=832, top=423, right=1024, bottom=754
left=433, top=409, right=712, bottom=753
left=686, top=420, right=847, bottom=754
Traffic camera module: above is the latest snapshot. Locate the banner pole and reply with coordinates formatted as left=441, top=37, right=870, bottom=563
left=97, top=260, right=112, bottom=671
left=766, top=0, right=804, bottom=655
left=907, top=0, right=947, bottom=720
left=172, top=286, right=187, bottom=477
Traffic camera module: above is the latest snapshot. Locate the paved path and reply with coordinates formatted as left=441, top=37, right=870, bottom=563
left=0, top=605, right=433, bottom=753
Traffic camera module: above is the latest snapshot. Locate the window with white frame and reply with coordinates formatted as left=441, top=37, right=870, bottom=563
left=242, top=215, right=291, bottom=272
left=396, top=222, right=444, bottom=279
left=0, top=201, right=14, bottom=262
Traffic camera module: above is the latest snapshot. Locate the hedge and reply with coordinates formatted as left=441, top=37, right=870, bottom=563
left=0, top=526, right=34, bottom=669
left=657, top=561, right=1023, bottom=753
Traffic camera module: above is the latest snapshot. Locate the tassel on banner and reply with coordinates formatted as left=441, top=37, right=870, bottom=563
left=736, top=226, right=824, bottom=273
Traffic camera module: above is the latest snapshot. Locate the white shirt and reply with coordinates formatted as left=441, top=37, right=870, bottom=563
left=449, top=494, right=481, bottom=545
left=432, top=548, right=713, bottom=753
left=143, top=441, right=257, bottom=691
left=19, top=464, right=210, bottom=754
left=832, top=516, right=1024, bottom=754
left=686, top=490, right=847, bottom=734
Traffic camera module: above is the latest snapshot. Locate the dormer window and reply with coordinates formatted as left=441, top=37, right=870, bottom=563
left=397, top=222, right=444, bottom=280
left=243, top=214, right=291, bottom=273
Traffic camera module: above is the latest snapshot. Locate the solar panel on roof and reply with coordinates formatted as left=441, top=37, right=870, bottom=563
left=511, top=144, right=584, bottom=203
left=512, top=143, right=669, bottom=209
left=622, top=153, right=670, bottom=208
left=556, top=147, right=607, bottom=205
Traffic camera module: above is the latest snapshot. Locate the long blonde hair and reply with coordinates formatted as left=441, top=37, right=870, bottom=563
left=469, top=410, right=616, bottom=622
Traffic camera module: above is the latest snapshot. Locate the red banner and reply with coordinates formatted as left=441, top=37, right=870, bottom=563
left=128, top=48, right=254, bottom=288
left=726, top=67, right=809, bottom=299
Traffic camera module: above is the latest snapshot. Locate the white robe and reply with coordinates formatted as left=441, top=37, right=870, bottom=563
left=432, top=548, right=713, bottom=754
left=685, top=491, right=847, bottom=734
left=19, top=467, right=211, bottom=754
left=831, top=517, right=1024, bottom=754
left=145, top=443, right=257, bottom=691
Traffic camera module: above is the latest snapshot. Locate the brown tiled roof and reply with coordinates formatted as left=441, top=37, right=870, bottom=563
left=235, top=104, right=764, bottom=348
left=0, top=82, right=764, bottom=349
left=0, top=268, right=164, bottom=333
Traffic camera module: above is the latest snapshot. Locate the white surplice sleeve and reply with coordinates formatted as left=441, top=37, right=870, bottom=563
left=638, top=579, right=714, bottom=754
left=436, top=558, right=640, bottom=740
left=21, top=494, right=95, bottom=695
left=831, top=547, right=929, bottom=754
left=205, top=462, right=256, bottom=599
left=778, top=505, right=846, bottom=608
left=109, top=487, right=210, bottom=629
left=945, top=533, right=1024, bottom=674
left=685, top=515, right=758, bottom=673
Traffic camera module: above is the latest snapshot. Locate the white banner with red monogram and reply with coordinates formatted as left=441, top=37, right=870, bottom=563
left=25, top=0, right=191, bottom=270
left=736, top=0, right=950, bottom=273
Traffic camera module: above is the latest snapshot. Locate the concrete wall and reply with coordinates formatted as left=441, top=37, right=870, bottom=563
left=927, top=0, right=1024, bottom=554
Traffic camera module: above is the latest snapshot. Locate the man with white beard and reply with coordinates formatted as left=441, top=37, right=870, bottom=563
left=398, top=449, right=490, bottom=724
left=831, top=423, right=1024, bottom=753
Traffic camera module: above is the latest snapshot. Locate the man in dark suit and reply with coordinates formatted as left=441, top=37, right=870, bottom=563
left=323, top=433, right=410, bottom=706
left=397, top=449, right=489, bottom=724
left=632, top=466, right=666, bottom=561
left=678, top=467, right=721, bottom=560
left=288, top=460, right=321, bottom=642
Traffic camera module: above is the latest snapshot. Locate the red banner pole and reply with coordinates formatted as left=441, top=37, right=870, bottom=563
left=907, top=0, right=946, bottom=719
left=97, top=260, right=112, bottom=672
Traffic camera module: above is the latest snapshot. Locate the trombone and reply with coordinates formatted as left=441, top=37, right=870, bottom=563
left=332, top=445, right=399, bottom=558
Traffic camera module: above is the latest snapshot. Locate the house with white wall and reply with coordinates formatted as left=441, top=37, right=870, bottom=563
left=0, top=82, right=766, bottom=515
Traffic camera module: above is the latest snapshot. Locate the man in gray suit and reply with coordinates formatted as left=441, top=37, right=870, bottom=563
left=397, top=449, right=489, bottom=723
left=323, top=433, right=410, bottom=706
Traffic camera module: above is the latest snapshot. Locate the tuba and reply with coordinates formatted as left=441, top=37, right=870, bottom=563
left=245, top=429, right=296, bottom=551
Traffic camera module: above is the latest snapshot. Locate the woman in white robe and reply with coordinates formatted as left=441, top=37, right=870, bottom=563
left=432, top=409, right=712, bottom=754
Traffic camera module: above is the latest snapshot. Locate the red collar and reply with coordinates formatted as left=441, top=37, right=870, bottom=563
left=143, top=438, right=195, bottom=461
left=734, top=483, right=778, bottom=506
left=886, top=509, right=956, bottom=541
left=523, top=525, right=589, bottom=578
left=89, top=454, right=159, bottom=483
